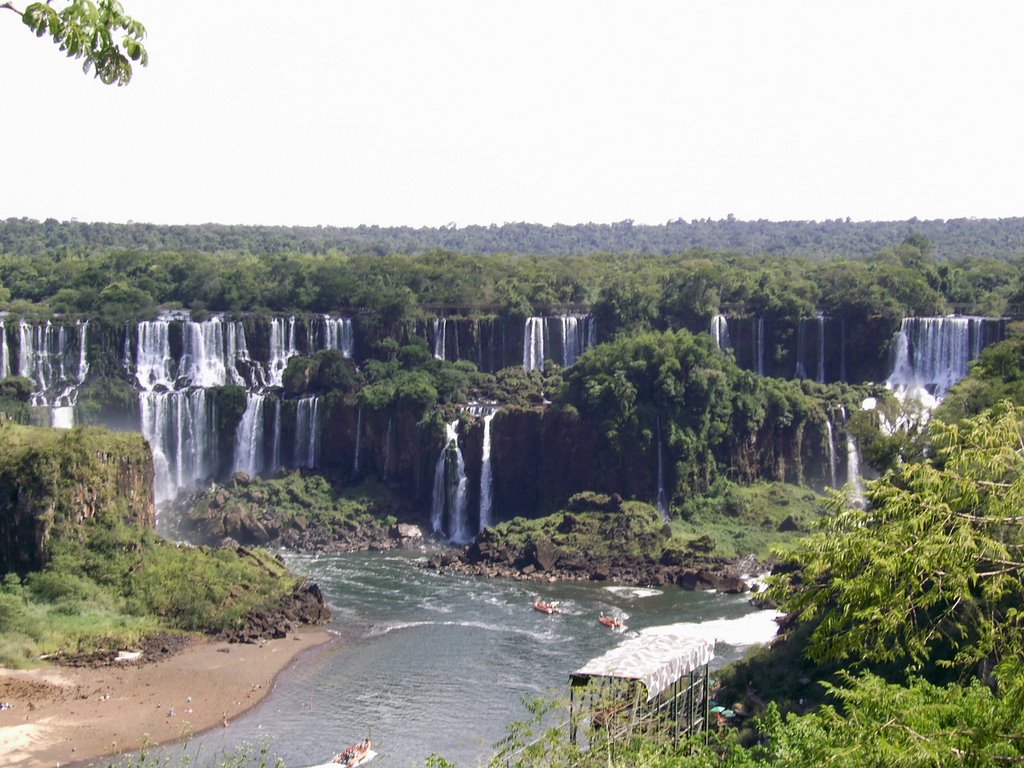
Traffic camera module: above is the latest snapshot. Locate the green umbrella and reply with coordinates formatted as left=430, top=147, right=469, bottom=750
left=710, top=705, right=726, bottom=713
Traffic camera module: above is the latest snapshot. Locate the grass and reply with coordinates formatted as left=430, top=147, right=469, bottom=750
left=671, top=481, right=827, bottom=560
left=483, top=482, right=826, bottom=566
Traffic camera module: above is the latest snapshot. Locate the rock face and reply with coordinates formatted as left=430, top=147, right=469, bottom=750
left=0, top=425, right=155, bottom=574
left=219, top=578, right=332, bottom=644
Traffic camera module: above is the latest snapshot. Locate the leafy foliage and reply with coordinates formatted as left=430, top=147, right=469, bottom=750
left=772, top=402, right=1024, bottom=673
left=13, top=0, right=148, bottom=85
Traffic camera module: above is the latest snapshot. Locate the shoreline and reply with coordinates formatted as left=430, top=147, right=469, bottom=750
left=0, top=628, right=334, bottom=768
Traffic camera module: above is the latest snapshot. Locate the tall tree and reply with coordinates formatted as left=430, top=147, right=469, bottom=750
left=773, top=402, right=1024, bottom=676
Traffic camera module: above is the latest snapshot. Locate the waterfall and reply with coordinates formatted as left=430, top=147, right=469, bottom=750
left=846, top=434, right=866, bottom=508
left=15, top=319, right=89, bottom=423
left=655, top=418, right=670, bottom=521
left=353, top=406, right=363, bottom=476
left=523, top=317, right=545, bottom=371
left=268, top=316, right=298, bottom=388
left=140, top=389, right=216, bottom=504
left=560, top=316, right=580, bottom=366
left=433, top=318, right=447, bottom=361
left=887, top=316, right=1004, bottom=405
left=710, top=314, right=731, bottom=351
left=794, top=319, right=808, bottom=380
left=383, top=416, right=394, bottom=482
left=180, top=316, right=230, bottom=388
left=479, top=410, right=496, bottom=532
left=816, top=313, right=825, bottom=383
left=135, top=319, right=175, bottom=390
left=0, top=320, right=8, bottom=380
left=431, top=420, right=469, bottom=543
left=840, top=317, right=848, bottom=382
left=234, top=393, right=266, bottom=477
left=293, top=396, right=321, bottom=468
left=270, top=398, right=282, bottom=473
left=225, top=320, right=251, bottom=386
left=824, top=417, right=838, bottom=489
left=321, top=316, right=354, bottom=358
left=134, top=314, right=223, bottom=503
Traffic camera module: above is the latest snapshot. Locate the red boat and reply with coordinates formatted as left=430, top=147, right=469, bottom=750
left=598, top=612, right=626, bottom=631
left=533, top=596, right=560, bottom=614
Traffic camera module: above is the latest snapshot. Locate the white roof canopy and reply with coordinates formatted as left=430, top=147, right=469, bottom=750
left=571, top=633, right=714, bottom=701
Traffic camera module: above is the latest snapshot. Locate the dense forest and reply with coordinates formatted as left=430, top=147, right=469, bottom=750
left=3, top=219, right=1024, bottom=766
left=4, top=215, right=1024, bottom=261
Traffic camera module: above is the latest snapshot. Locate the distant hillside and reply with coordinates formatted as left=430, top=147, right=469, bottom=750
left=3, top=216, right=1024, bottom=260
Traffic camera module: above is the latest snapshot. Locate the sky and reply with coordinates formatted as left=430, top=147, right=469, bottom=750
left=2, top=1, right=1023, bottom=228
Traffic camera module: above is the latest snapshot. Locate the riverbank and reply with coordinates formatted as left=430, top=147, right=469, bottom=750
left=0, top=629, right=334, bottom=768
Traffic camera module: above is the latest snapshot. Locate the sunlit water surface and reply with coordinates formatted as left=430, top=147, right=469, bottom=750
left=133, top=550, right=777, bottom=768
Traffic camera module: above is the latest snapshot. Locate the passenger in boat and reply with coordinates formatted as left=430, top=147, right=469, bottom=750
left=333, top=738, right=371, bottom=765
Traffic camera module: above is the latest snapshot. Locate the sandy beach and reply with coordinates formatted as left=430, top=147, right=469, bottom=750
left=0, top=629, right=334, bottom=768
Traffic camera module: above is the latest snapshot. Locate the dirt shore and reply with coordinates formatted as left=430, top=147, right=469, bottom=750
left=0, top=629, right=334, bottom=768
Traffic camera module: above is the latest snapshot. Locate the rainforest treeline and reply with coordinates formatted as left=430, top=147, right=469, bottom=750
left=0, top=230, right=1021, bottom=335
left=4, top=215, right=1024, bottom=261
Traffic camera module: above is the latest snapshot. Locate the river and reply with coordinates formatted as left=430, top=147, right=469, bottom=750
left=145, top=549, right=778, bottom=768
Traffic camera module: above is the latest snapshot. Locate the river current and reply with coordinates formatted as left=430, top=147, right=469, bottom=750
left=144, top=549, right=778, bottom=768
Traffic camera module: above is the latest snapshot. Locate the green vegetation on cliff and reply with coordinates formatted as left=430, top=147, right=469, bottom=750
left=0, top=424, right=316, bottom=667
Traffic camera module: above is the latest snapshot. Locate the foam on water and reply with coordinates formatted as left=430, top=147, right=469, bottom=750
left=603, top=585, right=663, bottom=599
left=641, top=610, right=782, bottom=648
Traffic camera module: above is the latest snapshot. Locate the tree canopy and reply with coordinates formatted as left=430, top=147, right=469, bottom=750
left=773, top=401, right=1024, bottom=676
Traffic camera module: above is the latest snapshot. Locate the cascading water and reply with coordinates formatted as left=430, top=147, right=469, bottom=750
left=433, top=318, right=447, bottom=361
left=794, top=319, right=808, bottom=380
left=140, top=389, right=216, bottom=504
left=225, top=319, right=254, bottom=386
left=479, top=410, right=496, bottom=532
left=15, top=319, right=89, bottom=426
left=824, top=417, right=838, bottom=489
left=268, top=316, right=298, bottom=388
left=523, top=317, right=545, bottom=371
left=293, top=396, right=321, bottom=469
left=431, top=420, right=469, bottom=543
left=560, top=316, right=580, bottom=366
left=135, top=319, right=175, bottom=390
left=234, top=393, right=266, bottom=477
left=134, top=313, right=223, bottom=503
left=887, top=316, right=1005, bottom=405
left=180, top=316, right=231, bottom=388
left=710, top=314, right=731, bottom=351
left=353, top=406, right=363, bottom=476
left=319, top=316, right=354, bottom=358
left=0, top=320, right=9, bottom=380
left=846, top=433, right=866, bottom=508
left=655, top=418, right=670, bottom=521
left=270, top=398, right=282, bottom=473
left=816, top=313, right=825, bottom=383
left=383, top=416, right=394, bottom=482
left=523, top=316, right=594, bottom=371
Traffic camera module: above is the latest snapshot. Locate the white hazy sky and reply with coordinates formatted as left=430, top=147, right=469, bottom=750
left=2, top=1, right=1023, bottom=227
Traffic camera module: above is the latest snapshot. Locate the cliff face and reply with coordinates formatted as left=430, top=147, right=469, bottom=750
left=0, top=425, right=155, bottom=574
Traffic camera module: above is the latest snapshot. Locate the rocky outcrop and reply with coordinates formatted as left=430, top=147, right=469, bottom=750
left=219, top=578, right=332, bottom=644
left=0, top=425, right=155, bottom=574
left=168, top=475, right=427, bottom=554
left=427, top=543, right=759, bottom=593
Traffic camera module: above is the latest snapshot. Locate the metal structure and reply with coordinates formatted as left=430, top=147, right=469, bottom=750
left=568, top=632, right=713, bottom=749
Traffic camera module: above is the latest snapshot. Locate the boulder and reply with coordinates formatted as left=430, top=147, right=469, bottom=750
left=679, top=569, right=748, bottom=594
